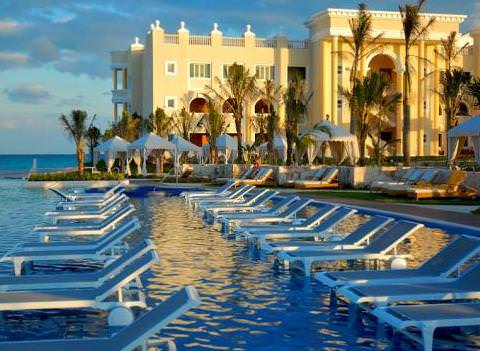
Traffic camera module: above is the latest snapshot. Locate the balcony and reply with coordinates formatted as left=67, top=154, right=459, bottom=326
left=111, top=89, right=131, bottom=104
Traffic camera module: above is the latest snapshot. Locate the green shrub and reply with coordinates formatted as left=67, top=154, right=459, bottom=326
left=28, top=171, right=125, bottom=182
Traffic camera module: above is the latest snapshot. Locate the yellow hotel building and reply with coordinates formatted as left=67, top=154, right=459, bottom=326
left=110, top=8, right=480, bottom=156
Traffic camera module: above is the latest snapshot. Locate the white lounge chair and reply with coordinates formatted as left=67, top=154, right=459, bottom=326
left=1, top=217, right=140, bottom=276
left=0, top=246, right=160, bottom=312
left=205, top=189, right=279, bottom=222
left=229, top=199, right=313, bottom=234
left=181, top=180, right=239, bottom=202
left=34, top=204, right=136, bottom=239
left=194, top=185, right=255, bottom=209
left=262, top=215, right=393, bottom=253
left=275, top=221, right=423, bottom=276
left=56, top=191, right=127, bottom=211
left=219, top=196, right=300, bottom=233
left=315, top=235, right=480, bottom=289
left=45, top=194, right=130, bottom=224
left=372, top=302, right=480, bottom=351
left=49, top=182, right=126, bottom=202
left=0, top=286, right=201, bottom=351
left=235, top=204, right=339, bottom=238
left=0, top=239, right=156, bottom=291
left=337, top=261, right=480, bottom=308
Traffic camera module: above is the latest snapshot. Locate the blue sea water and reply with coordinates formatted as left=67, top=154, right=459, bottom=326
left=0, top=180, right=478, bottom=350
left=0, top=154, right=77, bottom=176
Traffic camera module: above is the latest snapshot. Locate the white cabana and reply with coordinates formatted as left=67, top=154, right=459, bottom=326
left=259, top=134, right=288, bottom=162
left=127, top=132, right=176, bottom=175
left=169, top=135, right=202, bottom=176
left=447, top=115, right=480, bottom=165
left=303, top=120, right=360, bottom=164
left=216, top=134, right=238, bottom=163
left=94, top=136, right=129, bottom=172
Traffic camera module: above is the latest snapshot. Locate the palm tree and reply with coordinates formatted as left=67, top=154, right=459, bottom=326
left=341, top=72, right=399, bottom=165
left=148, top=107, right=174, bottom=173
left=437, top=69, right=472, bottom=131
left=206, top=63, right=257, bottom=163
left=339, top=3, right=384, bottom=134
left=284, top=76, right=313, bottom=165
left=174, top=107, right=198, bottom=140
left=199, top=95, right=229, bottom=164
left=258, top=80, right=283, bottom=162
left=86, top=125, right=101, bottom=164
left=59, top=110, right=88, bottom=175
left=104, top=111, right=141, bottom=142
left=468, top=77, right=480, bottom=107
left=399, top=0, right=435, bottom=165
left=435, top=31, right=469, bottom=72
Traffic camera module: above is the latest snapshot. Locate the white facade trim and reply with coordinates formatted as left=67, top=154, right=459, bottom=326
left=164, top=61, right=177, bottom=76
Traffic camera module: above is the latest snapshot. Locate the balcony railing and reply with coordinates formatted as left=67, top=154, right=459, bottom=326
left=189, top=35, right=211, bottom=46
left=288, top=40, right=309, bottom=49
left=164, top=34, right=179, bottom=44
left=222, top=37, right=245, bottom=47
left=111, top=89, right=131, bottom=104
left=461, top=46, right=474, bottom=56
left=256, top=38, right=277, bottom=48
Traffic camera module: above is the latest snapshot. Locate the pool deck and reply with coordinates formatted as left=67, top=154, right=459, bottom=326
left=305, top=193, right=480, bottom=227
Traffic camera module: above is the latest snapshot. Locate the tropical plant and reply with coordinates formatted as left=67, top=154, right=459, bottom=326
left=104, top=111, right=142, bottom=142
left=339, top=3, right=384, bottom=134
left=399, top=0, right=435, bottom=165
left=434, top=31, right=469, bottom=72
left=368, top=88, right=402, bottom=166
left=86, top=124, right=101, bottom=164
left=341, top=72, right=400, bottom=166
left=437, top=69, right=472, bottom=131
left=467, top=77, right=480, bottom=108
left=59, top=110, right=89, bottom=175
left=198, top=95, right=229, bottom=163
left=284, top=76, right=312, bottom=165
left=148, top=107, right=174, bottom=173
left=174, top=107, right=198, bottom=140
left=206, top=62, right=257, bottom=162
left=258, top=80, right=283, bottom=161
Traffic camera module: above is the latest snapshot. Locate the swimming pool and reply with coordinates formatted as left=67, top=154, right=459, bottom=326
left=0, top=180, right=479, bottom=350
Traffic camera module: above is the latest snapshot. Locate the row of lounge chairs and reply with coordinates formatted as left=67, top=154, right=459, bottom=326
left=372, top=168, right=477, bottom=200
left=181, top=182, right=480, bottom=351
left=0, top=183, right=201, bottom=350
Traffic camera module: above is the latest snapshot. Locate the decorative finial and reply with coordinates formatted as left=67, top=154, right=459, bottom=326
left=178, top=20, right=188, bottom=33
left=155, top=19, right=160, bottom=28
left=150, top=23, right=155, bottom=31
left=134, top=37, right=140, bottom=44
left=244, top=24, right=254, bottom=36
left=211, top=22, right=222, bottom=35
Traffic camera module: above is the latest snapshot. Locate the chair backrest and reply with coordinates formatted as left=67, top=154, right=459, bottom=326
left=279, top=198, right=312, bottom=218
left=269, top=196, right=300, bottom=214
left=100, top=204, right=135, bottom=226
left=399, top=168, right=415, bottom=181
left=313, top=167, right=327, bottom=180
left=321, top=167, right=339, bottom=182
left=302, top=204, right=338, bottom=227
left=407, top=169, right=424, bottom=183
left=97, top=217, right=140, bottom=252
left=313, top=207, right=357, bottom=232
left=430, top=171, right=450, bottom=185
left=101, top=240, right=155, bottom=276
left=419, top=235, right=480, bottom=276
left=417, top=169, right=436, bottom=183
left=254, top=167, right=273, bottom=181
left=249, top=190, right=279, bottom=206
left=366, top=221, right=423, bottom=253
left=456, top=262, right=480, bottom=288
left=244, top=189, right=271, bottom=205
left=227, top=185, right=252, bottom=199
left=340, top=215, right=393, bottom=245
left=110, top=286, right=201, bottom=349
left=238, top=167, right=254, bottom=180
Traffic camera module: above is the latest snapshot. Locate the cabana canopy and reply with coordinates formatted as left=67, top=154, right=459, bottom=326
left=302, top=120, right=359, bottom=164
left=127, top=132, right=176, bottom=175
left=447, top=115, right=480, bottom=164
left=169, top=135, right=202, bottom=154
left=258, top=134, right=288, bottom=162
left=94, top=136, right=129, bottom=172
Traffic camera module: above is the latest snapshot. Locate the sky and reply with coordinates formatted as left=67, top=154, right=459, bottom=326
left=0, top=0, right=479, bottom=154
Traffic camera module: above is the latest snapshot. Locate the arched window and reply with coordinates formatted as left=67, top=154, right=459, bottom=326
left=222, top=98, right=237, bottom=113
left=254, top=99, right=272, bottom=114
left=189, top=97, right=208, bottom=113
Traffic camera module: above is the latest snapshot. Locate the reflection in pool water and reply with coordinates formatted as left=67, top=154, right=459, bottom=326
left=0, top=180, right=479, bottom=350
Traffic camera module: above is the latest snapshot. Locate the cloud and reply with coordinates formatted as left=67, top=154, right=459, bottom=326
left=29, top=37, right=59, bottom=62
left=57, top=94, right=86, bottom=107
left=0, top=51, right=29, bottom=69
left=0, top=20, right=25, bottom=35
left=0, top=118, right=16, bottom=130
left=4, top=84, right=51, bottom=104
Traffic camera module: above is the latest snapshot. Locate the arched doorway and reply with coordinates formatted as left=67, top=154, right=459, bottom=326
left=368, top=54, right=399, bottom=156
left=189, top=97, right=208, bottom=113
left=254, top=99, right=272, bottom=114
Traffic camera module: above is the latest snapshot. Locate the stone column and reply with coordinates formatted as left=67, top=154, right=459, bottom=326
left=417, top=40, right=425, bottom=156
left=113, top=69, right=118, bottom=90
left=331, top=36, right=338, bottom=124
left=275, top=35, right=288, bottom=129
left=433, top=45, right=441, bottom=155
left=321, top=39, right=331, bottom=120
left=395, top=66, right=404, bottom=156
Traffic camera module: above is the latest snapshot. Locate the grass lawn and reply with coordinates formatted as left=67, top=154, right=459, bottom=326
left=300, top=190, right=480, bottom=206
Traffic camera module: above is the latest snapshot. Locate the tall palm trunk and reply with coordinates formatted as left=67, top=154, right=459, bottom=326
left=77, top=146, right=85, bottom=175
left=234, top=117, right=243, bottom=163
left=402, top=69, right=411, bottom=165
left=286, top=131, right=295, bottom=165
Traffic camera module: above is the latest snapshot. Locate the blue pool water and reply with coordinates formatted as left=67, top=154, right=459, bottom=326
left=0, top=180, right=479, bottom=350
left=0, top=154, right=77, bottom=177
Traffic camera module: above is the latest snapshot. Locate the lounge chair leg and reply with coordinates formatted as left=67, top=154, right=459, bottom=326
left=303, top=261, right=312, bottom=277
left=329, top=289, right=337, bottom=306
left=376, top=321, right=387, bottom=340
left=13, top=259, right=24, bottom=276
left=348, top=303, right=361, bottom=328
left=422, top=326, right=435, bottom=351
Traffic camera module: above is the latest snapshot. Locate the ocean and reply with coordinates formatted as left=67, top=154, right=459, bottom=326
left=0, top=154, right=77, bottom=178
